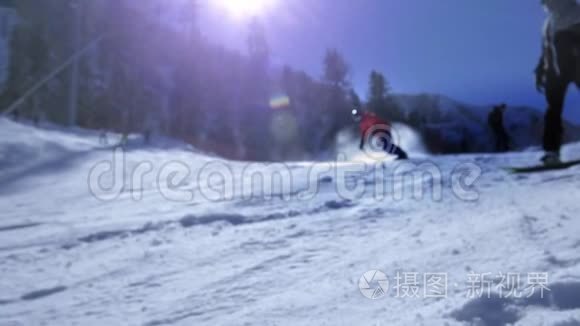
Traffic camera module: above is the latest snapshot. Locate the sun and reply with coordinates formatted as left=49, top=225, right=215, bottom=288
left=213, top=0, right=276, bottom=19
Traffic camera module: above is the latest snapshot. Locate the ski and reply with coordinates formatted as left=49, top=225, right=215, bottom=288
left=506, top=159, right=580, bottom=173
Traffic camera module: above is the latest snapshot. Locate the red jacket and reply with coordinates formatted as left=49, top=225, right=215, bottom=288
left=359, top=112, right=390, bottom=135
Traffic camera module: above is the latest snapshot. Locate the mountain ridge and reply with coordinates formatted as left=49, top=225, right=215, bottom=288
left=389, top=92, right=580, bottom=153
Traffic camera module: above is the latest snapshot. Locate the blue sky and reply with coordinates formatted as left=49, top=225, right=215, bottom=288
left=202, top=0, right=580, bottom=122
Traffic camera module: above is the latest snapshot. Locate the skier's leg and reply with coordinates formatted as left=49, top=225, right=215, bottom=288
left=492, top=129, right=503, bottom=152
left=570, top=25, right=580, bottom=92
left=543, top=31, right=577, bottom=158
left=381, top=138, right=408, bottom=160
left=391, top=145, right=409, bottom=160
left=372, top=128, right=409, bottom=160
left=500, top=130, right=510, bottom=152
left=543, top=79, right=567, bottom=155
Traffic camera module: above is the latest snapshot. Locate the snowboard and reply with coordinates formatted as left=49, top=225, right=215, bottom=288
left=506, top=159, right=580, bottom=174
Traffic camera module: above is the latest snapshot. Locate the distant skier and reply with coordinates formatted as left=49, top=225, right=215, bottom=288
left=535, top=0, right=580, bottom=164
left=488, top=104, right=510, bottom=152
left=352, top=108, right=408, bottom=160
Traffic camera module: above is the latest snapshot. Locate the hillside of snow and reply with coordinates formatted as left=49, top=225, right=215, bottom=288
left=1, top=117, right=580, bottom=326
left=392, top=93, right=580, bottom=153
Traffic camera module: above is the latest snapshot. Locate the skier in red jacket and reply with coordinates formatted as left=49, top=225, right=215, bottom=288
left=353, top=108, right=408, bottom=160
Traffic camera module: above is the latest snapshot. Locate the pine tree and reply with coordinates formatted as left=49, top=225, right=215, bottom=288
left=1, top=0, right=50, bottom=118
left=349, top=88, right=361, bottom=109
left=367, top=70, right=388, bottom=111
left=367, top=70, right=401, bottom=121
left=1, top=1, right=366, bottom=161
left=323, top=48, right=349, bottom=88
left=320, top=49, right=351, bottom=152
left=240, top=18, right=272, bottom=159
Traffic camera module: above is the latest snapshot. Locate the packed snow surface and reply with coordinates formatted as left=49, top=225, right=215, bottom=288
left=1, top=118, right=580, bottom=326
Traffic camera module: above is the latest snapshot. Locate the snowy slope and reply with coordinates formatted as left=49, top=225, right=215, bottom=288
left=1, top=117, right=580, bottom=326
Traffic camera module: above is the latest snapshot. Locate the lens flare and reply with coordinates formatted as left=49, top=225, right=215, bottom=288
left=213, top=0, right=277, bottom=19
left=269, top=94, right=290, bottom=109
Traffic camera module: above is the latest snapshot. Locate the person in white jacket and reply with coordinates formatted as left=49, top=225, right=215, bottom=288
left=536, top=0, right=580, bottom=164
